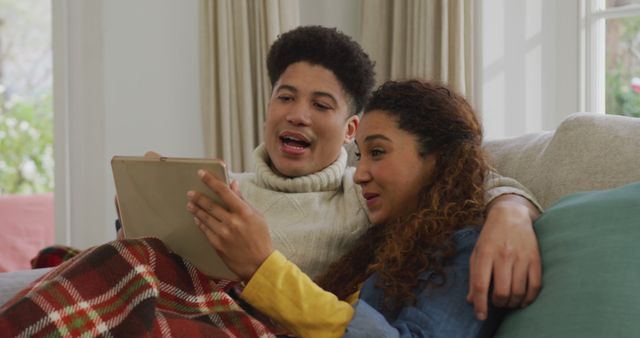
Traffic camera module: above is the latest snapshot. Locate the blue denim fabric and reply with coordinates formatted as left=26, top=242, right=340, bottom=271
left=343, top=228, right=502, bottom=338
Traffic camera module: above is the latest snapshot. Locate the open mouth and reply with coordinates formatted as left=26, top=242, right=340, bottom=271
left=281, top=135, right=311, bottom=149
left=279, top=131, right=311, bottom=154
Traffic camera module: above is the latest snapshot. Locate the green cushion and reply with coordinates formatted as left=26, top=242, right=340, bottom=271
left=495, top=181, right=640, bottom=338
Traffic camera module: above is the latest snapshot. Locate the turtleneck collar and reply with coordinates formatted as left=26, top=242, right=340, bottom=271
left=252, top=143, right=347, bottom=193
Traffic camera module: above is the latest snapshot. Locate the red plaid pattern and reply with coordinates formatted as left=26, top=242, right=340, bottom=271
left=0, top=238, right=276, bottom=338
left=30, top=245, right=81, bottom=269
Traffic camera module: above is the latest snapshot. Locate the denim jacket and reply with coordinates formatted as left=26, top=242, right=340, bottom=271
left=343, top=228, right=502, bottom=338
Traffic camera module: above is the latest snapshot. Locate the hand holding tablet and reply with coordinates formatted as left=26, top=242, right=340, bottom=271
left=111, top=155, right=236, bottom=279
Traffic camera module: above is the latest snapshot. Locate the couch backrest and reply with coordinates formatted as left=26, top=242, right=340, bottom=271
left=484, top=113, right=640, bottom=209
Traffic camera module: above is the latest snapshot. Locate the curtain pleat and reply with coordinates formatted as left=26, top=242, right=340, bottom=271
left=362, top=0, right=474, bottom=101
left=200, top=0, right=298, bottom=172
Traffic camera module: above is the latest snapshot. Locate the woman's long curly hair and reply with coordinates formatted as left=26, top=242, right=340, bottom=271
left=316, top=79, right=490, bottom=314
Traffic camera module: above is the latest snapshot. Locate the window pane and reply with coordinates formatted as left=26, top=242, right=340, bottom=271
left=607, top=0, right=640, bottom=8
left=605, top=16, right=640, bottom=117
left=0, top=1, right=53, bottom=195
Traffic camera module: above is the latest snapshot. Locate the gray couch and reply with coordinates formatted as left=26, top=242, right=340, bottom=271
left=484, top=112, right=640, bottom=209
left=2, top=112, right=639, bottom=316
left=0, top=268, right=51, bottom=306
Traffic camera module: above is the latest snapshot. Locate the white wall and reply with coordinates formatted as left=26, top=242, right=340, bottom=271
left=479, top=0, right=580, bottom=139
left=103, top=1, right=203, bottom=159
left=54, top=0, right=202, bottom=248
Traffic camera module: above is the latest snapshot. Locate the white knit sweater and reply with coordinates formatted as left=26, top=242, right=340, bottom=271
left=232, top=144, right=371, bottom=278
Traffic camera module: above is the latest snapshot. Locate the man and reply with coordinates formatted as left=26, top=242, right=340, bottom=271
left=121, top=26, right=541, bottom=320
left=213, top=26, right=541, bottom=320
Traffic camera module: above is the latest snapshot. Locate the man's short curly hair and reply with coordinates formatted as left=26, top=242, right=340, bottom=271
left=267, top=25, right=376, bottom=116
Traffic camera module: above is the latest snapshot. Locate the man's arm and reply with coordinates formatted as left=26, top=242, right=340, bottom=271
left=469, top=172, right=542, bottom=320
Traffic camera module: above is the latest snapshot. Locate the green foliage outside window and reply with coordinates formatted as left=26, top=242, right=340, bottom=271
left=606, top=14, right=640, bottom=117
left=607, top=69, right=640, bottom=118
left=0, top=93, right=53, bottom=194
left=0, top=0, right=53, bottom=195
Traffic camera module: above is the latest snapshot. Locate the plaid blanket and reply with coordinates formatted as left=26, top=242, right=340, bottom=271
left=30, top=245, right=81, bottom=269
left=0, top=238, right=276, bottom=338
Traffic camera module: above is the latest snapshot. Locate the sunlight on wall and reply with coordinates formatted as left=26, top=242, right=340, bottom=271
left=480, top=0, right=577, bottom=140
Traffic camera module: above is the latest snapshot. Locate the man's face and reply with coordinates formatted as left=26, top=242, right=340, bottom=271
left=264, top=61, right=358, bottom=177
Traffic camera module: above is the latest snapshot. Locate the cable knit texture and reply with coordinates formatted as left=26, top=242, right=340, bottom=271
left=232, top=144, right=370, bottom=278
left=253, top=144, right=347, bottom=193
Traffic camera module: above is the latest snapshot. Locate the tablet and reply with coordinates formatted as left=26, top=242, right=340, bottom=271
left=111, top=155, right=236, bottom=279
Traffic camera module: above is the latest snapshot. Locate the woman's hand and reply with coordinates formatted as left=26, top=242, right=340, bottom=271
left=467, top=194, right=542, bottom=320
left=186, top=170, right=273, bottom=282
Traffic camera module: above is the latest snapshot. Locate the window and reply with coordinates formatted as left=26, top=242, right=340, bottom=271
left=0, top=0, right=53, bottom=194
left=0, top=0, right=53, bottom=272
left=583, top=0, right=640, bottom=117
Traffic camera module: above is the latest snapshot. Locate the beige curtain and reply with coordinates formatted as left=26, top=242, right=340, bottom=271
left=361, top=0, right=475, bottom=101
left=200, top=0, right=299, bottom=172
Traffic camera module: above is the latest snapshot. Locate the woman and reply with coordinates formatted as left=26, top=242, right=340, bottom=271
left=187, top=79, right=501, bottom=337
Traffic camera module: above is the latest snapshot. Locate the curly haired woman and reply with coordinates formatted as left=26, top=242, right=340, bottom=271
left=188, top=79, right=503, bottom=337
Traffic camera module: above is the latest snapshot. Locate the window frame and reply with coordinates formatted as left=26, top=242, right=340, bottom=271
left=53, top=0, right=106, bottom=246
left=581, top=0, right=640, bottom=114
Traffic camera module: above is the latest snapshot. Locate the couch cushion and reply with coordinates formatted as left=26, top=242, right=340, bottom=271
left=0, top=268, right=51, bottom=308
left=494, top=181, right=640, bottom=338
left=484, top=113, right=640, bottom=209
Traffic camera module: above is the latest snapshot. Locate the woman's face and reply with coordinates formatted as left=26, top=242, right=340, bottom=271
left=354, top=110, right=437, bottom=225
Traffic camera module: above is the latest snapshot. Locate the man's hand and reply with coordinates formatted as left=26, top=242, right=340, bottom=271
left=467, top=194, right=542, bottom=320
left=187, top=170, right=273, bottom=282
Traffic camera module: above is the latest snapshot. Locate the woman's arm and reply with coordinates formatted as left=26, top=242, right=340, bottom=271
left=187, top=170, right=354, bottom=338
left=241, top=250, right=354, bottom=338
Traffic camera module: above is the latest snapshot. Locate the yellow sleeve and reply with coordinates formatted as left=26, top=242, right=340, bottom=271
left=241, top=250, right=354, bottom=338
left=346, top=289, right=360, bottom=305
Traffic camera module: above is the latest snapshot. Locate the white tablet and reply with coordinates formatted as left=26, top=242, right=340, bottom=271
left=111, top=155, right=236, bottom=279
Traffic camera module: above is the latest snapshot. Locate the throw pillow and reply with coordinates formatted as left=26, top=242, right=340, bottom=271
left=494, top=181, right=640, bottom=338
